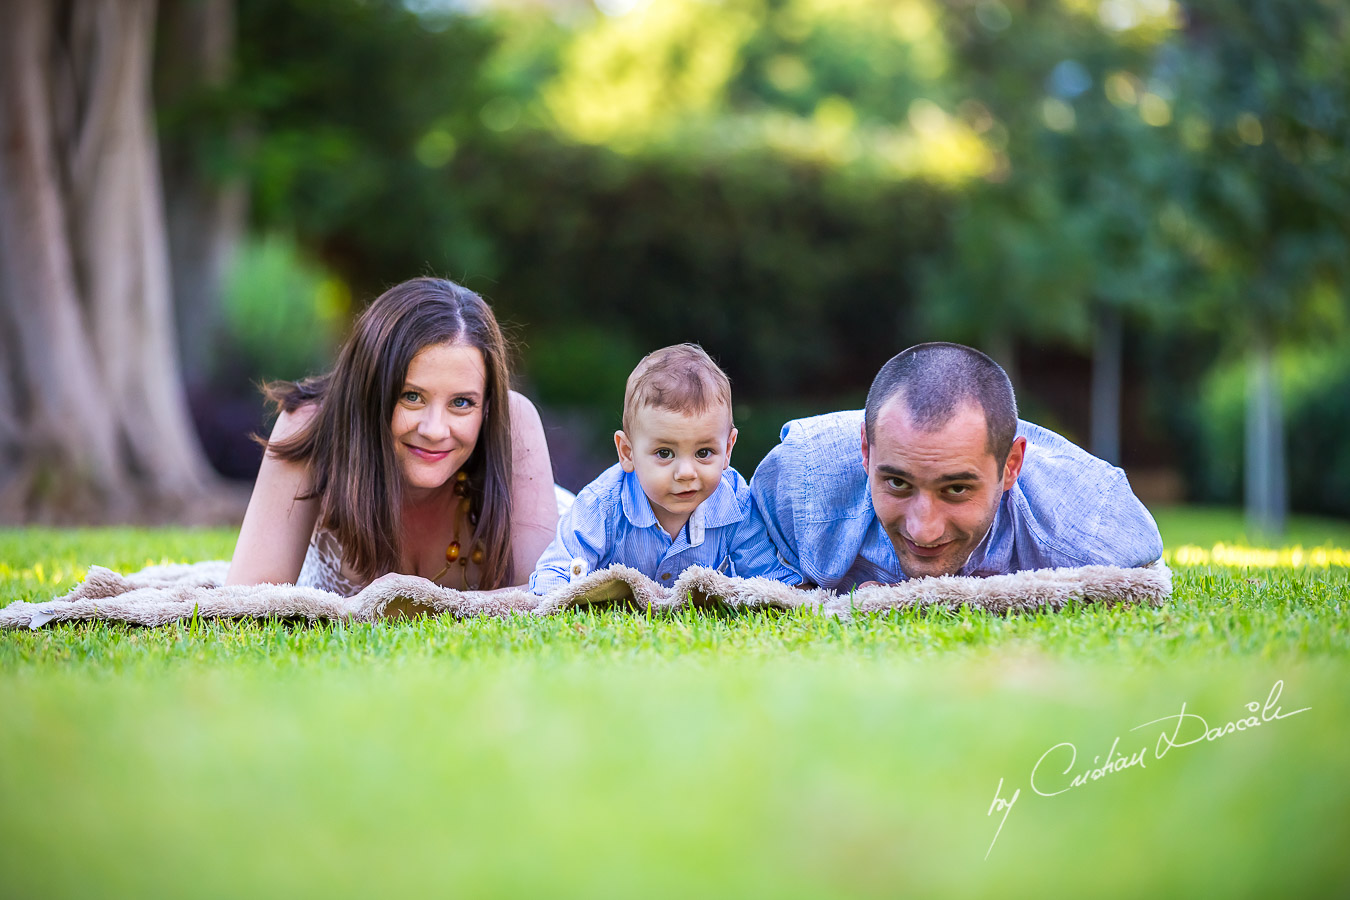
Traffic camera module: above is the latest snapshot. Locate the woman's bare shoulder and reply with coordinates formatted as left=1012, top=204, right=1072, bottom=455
left=507, top=389, right=541, bottom=422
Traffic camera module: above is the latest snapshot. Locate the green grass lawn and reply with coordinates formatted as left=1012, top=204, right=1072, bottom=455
left=2, top=508, right=1348, bottom=898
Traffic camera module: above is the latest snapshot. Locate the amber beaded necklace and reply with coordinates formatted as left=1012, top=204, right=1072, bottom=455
left=431, top=470, right=484, bottom=589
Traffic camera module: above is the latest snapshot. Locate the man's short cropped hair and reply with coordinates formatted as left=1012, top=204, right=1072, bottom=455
left=864, top=342, right=1018, bottom=463
left=622, top=343, right=733, bottom=433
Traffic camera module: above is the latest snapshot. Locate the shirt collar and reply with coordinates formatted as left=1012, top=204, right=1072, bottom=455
left=620, top=468, right=658, bottom=529
left=696, top=472, right=745, bottom=528
left=958, top=490, right=1012, bottom=576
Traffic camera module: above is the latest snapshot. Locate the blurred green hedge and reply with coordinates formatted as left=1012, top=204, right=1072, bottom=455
left=1195, top=341, right=1350, bottom=517
left=457, top=135, right=950, bottom=403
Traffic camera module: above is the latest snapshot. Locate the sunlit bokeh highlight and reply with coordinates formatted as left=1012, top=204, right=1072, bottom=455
left=541, top=0, right=991, bottom=181
left=1166, top=543, right=1350, bottom=568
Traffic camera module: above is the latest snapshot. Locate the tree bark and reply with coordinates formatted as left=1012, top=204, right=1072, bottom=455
left=0, top=0, right=221, bottom=523
left=156, top=0, right=244, bottom=390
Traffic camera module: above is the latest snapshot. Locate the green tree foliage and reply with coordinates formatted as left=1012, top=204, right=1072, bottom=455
left=1165, top=0, right=1350, bottom=528
left=1166, top=0, right=1350, bottom=345
left=236, top=0, right=504, bottom=283
left=923, top=1, right=1184, bottom=355
left=213, top=0, right=1350, bottom=510
left=232, top=0, right=957, bottom=413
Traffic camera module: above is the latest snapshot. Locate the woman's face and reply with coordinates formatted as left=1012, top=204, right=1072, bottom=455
left=390, top=341, right=487, bottom=498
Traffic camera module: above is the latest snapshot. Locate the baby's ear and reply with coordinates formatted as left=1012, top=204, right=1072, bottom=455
left=614, top=430, right=636, bottom=472
left=725, top=426, right=739, bottom=467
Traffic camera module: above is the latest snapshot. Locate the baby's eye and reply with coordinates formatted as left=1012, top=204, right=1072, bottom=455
left=695, top=448, right=715, bottom=460
left=655, top=448, right=674, bottom=460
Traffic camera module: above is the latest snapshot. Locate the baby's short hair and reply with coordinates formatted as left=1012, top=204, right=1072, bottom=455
left=622, top=343, right=733, bottom=434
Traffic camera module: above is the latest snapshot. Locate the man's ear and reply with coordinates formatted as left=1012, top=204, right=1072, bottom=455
left=723, top=426, right=739, bottom=469
left=615, top=430, right=636, bottom=473
left=1001, top=436, right=1027, bottom=491
left=860, top=420, right=870, bottom=473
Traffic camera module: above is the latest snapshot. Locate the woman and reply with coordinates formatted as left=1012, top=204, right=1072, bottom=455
left=226, top=277, right=558, bottom=593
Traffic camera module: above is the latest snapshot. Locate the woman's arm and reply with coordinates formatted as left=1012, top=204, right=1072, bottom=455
left=507, top=390, right=560, bottom=585
left=225, top=405, right=322, bottom=586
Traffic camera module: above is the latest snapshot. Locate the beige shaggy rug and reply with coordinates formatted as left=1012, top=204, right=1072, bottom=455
left=0, top=560, right=1171, bottom=630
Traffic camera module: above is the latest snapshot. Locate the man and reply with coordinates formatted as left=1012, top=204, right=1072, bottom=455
left=749, top=342, right=1163, bottom=588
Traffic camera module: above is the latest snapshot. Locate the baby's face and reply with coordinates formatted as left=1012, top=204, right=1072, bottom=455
left=616, top=404, right=737, bottom=538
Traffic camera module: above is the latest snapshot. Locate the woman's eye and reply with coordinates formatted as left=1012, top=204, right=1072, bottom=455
left=655, top=448, right=674, bottom=460
left=452, top=397, right=473, bottom=409
left=401, top=390, right=421, bottom=404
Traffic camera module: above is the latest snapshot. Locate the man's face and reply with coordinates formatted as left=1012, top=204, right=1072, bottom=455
left=861, top=397, right=1024, bottom=579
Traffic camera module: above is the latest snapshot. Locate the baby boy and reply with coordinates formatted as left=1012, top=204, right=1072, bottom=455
left=529, top=343, right=794, bottom=594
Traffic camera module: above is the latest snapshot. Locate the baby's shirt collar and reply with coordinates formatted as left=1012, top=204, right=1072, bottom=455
left=619, top=468, right=744, bottom=547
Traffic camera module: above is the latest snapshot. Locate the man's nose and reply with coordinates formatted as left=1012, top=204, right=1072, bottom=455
left=905, top=493, right=945, bottom=544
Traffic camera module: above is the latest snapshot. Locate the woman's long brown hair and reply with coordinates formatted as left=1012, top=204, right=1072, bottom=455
left=263, top=278, right=515, bottom=588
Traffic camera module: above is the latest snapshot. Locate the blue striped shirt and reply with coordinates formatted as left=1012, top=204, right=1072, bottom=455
left=751, top=410, right=1164, bottom=590
left=529, top=462, right=797, bottom=594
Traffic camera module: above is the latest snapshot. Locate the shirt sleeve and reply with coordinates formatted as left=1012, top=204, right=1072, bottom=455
left=728, top=496, right=804, bottom=584
left=1012, top=423, right=1165, bottom=570
left=1086, top=468, right=1164, bottom=567
left=528, top=485, right=613, bottom=595
left=746, top=442, right=807, bottom=584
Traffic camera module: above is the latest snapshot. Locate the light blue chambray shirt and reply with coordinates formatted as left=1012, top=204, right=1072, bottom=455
left=529, top=463, right=797, bottom=595
left=750, top=410, right=1164, bottom=590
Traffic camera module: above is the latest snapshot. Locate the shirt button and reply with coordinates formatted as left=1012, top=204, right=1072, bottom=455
left=660, top=573, right=671, bottom=580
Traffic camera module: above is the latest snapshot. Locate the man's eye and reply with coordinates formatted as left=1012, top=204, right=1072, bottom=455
left=946, top=485, right=970, bottom=496
left=655, top=448, right=674, bottom=460
left=885, top=477, right=910, bottom=491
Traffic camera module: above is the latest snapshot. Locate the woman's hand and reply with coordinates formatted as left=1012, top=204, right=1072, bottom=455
left=225, top=405, right=322, bottom=586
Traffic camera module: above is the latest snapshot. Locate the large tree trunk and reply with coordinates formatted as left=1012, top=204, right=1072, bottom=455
left=1244, top=334, right=1287, bottom=537
left=156, top=0, right=244, bottom=391
left=0, top=0, right=221, bottom=523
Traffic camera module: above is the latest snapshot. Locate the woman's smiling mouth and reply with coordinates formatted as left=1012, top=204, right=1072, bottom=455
left=406, top=445, right=451, bottom=461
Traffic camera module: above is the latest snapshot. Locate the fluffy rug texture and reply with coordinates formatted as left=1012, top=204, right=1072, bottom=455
left=1, top=560, right=1171, bottom=630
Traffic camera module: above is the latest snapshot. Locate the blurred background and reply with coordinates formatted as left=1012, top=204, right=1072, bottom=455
left=1, top=0, right=1347, bottom=533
